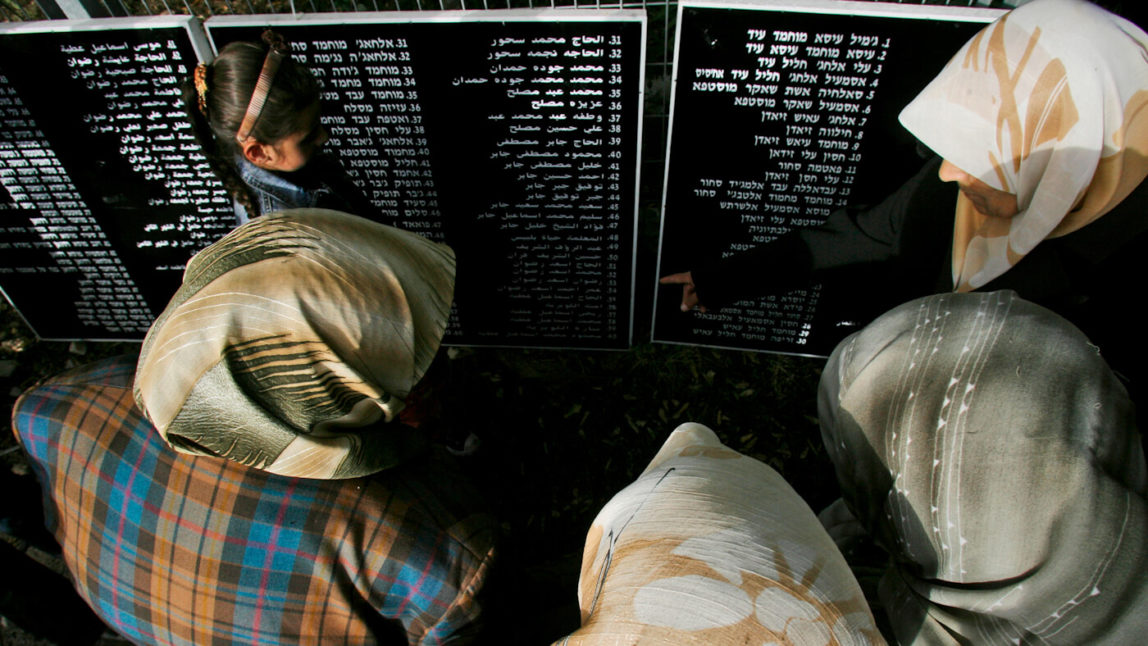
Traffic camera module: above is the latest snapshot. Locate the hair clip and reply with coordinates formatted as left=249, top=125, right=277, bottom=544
left=193, top=63, right=209, bottom=116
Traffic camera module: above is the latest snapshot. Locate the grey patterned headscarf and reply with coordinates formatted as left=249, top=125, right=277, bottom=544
left=820, top=291, right=1148, bottom=644
left=135, top=209, right=455, bottom=479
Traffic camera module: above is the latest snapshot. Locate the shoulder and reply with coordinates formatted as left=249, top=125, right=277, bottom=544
left=12, top=355, right=141, bottom=453
left=12, top=355, right=150, bottom=481
left=337, top=449, right=498, bottom=573
left=14, top=354, right=137, bottom=417
left=20, top=353, right=136, bottom=392
left=235, top=155, right=315, bottom=213
left=327, top=452, right=498, bottom=638
left=235, top=155, right=296, bottom=196
left=1056, top=175, right=1148, bottom=260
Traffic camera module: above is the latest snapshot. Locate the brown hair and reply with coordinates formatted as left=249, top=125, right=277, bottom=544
left=182, top=32, right=320, bottom=218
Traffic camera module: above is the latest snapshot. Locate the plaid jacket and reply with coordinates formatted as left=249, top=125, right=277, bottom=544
left=12, top=355, right=496, bottom=645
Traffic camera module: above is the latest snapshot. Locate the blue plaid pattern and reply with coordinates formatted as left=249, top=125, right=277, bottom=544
left=12, top=355, right=496, bottom=645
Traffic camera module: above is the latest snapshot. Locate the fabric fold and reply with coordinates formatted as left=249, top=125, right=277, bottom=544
left=135, top=209, right=455, bottom=479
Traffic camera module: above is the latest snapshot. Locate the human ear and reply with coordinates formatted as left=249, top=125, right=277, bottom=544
left=241, top=139, right=279, bottom=169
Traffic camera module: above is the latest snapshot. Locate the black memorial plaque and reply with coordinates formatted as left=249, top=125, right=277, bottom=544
left=207, top=12, right=645, bottom=349
left=653, top=0, right=1000, bottom=356
left=0, top=17, right=231, bottom=340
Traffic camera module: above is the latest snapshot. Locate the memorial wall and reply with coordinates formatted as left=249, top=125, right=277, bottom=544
left=0, top=3, right=1012, bottom=354
left=0, top=17, right=224, bottom=340
left=207, top=14, right=645, bottom=348
left=0, top=11, right=645, bottom=349
left=653, top=0, right=1001, bottom=356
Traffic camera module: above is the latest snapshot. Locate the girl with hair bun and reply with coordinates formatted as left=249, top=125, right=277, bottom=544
left=183, top=30, right=378, bottom=223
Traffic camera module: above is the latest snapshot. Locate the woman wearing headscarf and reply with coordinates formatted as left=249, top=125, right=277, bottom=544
left=13, top=210, right=497, bottom=644
left=134, top=208, right=456, bottom=479
left=662, top=0, right=1148, bottom=333
left=819, top=290, right=1148, bottom=644
left=554, top=422, right=885, bottom=645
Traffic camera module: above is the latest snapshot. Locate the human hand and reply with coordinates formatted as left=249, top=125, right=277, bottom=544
left=659, top=271, right=706, bottom=313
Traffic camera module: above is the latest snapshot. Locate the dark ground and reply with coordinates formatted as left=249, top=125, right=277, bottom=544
left=0, top=297, right=834, bottom=645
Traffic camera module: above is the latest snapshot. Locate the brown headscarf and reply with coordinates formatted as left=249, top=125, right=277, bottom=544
left=135, top=209, right=455, bottom=479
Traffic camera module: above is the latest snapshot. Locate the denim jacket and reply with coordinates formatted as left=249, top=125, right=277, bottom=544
left=234, top=155, right=335, bottom=224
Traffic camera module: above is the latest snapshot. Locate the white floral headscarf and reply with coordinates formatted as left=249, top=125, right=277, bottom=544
left=899, top=0, right=1148, bottom=291
left=556, top=423, right=884, bottom=645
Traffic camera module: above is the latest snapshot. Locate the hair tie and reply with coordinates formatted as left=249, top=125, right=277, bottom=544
left=193, top=63, right=209, bottom=116
left=235, top=30, right=290, bottom=144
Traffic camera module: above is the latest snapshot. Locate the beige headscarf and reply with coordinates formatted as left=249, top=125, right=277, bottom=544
left=135, top=209, right=455, bottom=479
left=898, top=0, right=1148, bottom=291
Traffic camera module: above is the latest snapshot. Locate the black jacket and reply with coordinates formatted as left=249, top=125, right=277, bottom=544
left=691, top=155, right=1148, bottom=389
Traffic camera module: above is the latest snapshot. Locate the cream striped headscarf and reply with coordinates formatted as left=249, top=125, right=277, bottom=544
left=898, top=0, right=1148, bottom=292
left=135, top=209, right=455, bottom=479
